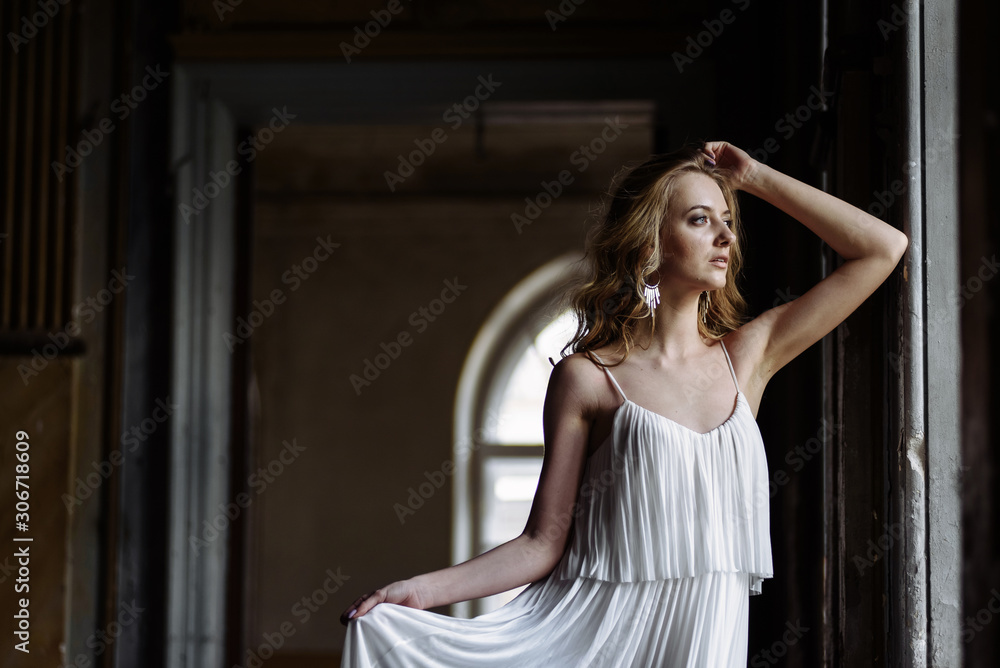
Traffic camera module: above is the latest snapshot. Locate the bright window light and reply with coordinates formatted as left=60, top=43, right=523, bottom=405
left=494, top=475, right=539, bottom=502
left=493, top=310, right=578, bottom=445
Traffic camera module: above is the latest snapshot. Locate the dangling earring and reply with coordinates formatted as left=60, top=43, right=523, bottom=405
left=640, top=276, right=660, bottom=315
left=700, top=291, right=712, bottom=325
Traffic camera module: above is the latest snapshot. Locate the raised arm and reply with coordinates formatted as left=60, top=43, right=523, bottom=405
left=702, top=141, right=909, bottom=387
left=340, top=355, right=596, bottom=625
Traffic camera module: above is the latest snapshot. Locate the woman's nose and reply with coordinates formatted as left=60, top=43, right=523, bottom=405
left=718, top=224, right=735, bottom=245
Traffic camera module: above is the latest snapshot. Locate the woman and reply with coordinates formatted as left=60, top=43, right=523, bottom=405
left=339, top=141, right=908, bottom=666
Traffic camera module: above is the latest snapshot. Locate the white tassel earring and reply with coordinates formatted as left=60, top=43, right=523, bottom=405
left=700, top=291, right=712, bottom=325
left=640, top=276, right=660, bottom=315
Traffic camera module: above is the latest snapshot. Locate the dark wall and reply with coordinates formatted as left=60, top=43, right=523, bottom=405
left=960, top=0, right=1000, bottom=667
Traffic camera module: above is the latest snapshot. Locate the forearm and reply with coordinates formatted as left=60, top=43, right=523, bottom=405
left=409, top=532, right=563, bottom=610
left=743, top=161, right=908, bottom=261
left=346, top=361, right=592, bottom=621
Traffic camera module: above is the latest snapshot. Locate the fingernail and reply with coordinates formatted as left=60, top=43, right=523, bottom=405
left=348, top=609, right=357, bottom=618
left=706, top=157, right=716, bottom=165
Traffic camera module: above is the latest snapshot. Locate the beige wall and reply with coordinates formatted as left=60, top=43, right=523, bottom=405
left=247, top=120, right=651, bottom=658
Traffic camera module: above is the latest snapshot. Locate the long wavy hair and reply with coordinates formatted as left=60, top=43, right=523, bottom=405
left=563, top=145, right=748, bottom=364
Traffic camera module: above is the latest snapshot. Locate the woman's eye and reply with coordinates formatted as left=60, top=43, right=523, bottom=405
left=691, top=215, right=731, bottom=227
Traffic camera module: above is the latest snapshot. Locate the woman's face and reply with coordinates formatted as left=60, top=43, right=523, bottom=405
left=657, top=171, right=736, bottom=293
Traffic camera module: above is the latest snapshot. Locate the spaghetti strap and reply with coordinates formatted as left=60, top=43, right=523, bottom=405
left=720, top=340, right=741, bottom=394
left=591, top=353, right=628, bottom=402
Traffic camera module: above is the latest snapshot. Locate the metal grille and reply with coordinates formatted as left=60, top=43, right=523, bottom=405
left=0, top=0, right=77, bottom=351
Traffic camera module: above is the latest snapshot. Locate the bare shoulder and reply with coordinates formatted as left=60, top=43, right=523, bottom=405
left=547, top=352, right=612, bottom=420
left=549, top=352, right=603, bottom=394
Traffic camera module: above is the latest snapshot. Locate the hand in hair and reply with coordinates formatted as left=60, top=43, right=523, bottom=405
left=700, top=141, right=758, bottom=191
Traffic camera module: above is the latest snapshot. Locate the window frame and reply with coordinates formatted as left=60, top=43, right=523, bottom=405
left=451, top=253, right=583, bottom=617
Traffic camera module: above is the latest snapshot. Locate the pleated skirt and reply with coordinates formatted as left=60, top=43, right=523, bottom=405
left=342, top=570, right=751, bottom=668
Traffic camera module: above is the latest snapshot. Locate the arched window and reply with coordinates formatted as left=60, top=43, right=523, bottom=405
left=452, top=254, right=582, bottom=617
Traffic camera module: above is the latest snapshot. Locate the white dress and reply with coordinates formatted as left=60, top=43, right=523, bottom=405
left=343, top=341, right=773, bottom=667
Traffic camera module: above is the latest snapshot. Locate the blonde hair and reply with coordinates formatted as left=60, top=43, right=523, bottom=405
left=564, top=145, right=748, bottom=364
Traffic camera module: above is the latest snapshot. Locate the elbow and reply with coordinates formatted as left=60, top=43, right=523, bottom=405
left=873, top=227, right=908, bottom=266
left=521, top=529, right=571, bottom=579
left=890, top=228, right=910, bottom=262
left=542, top=540, right=569, bottom=575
